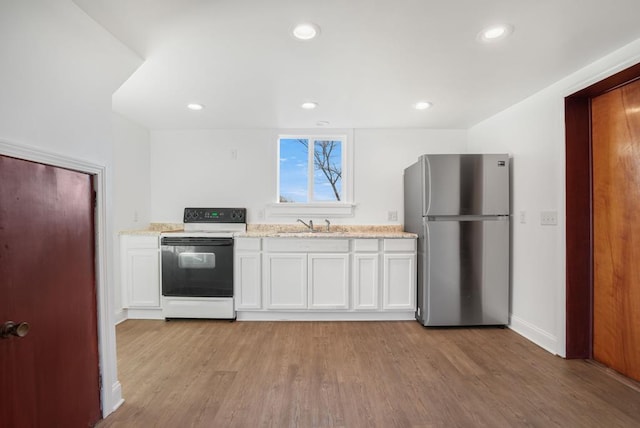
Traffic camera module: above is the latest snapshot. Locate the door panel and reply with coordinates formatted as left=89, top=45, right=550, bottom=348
left=422, top=154, right=510, bottom=216
left=0, top=155, right=101, bottom=426
left=265, top=254, right=307, bottom=309
left=421, top=218, right=509, bottom=326
left=592, top=79, right=640, bottom=381
left=308, top=254, right=349, bottom=309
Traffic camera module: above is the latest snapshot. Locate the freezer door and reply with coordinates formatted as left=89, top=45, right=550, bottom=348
left=422, top=154, right=509, bottom=216
left=417, top=217, right=509, bottom=326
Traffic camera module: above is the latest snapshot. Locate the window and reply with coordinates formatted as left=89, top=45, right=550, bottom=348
left=278, top=135, right=346, bottom=203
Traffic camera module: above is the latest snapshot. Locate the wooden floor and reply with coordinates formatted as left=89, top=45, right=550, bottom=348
left=98, top=320, right=640, bottom=428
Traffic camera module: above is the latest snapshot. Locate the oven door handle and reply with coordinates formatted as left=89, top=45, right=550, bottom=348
left=201, top=241, right=233, bottom=247
left=161, top=237, right=234, bottom=246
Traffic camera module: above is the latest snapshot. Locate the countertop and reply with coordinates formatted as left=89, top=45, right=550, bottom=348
left=120, top=223, right=416, bottom=239
left=118, top=223, right=182, bottom=236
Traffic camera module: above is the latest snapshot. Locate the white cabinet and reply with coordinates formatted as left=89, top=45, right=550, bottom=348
left=382, top=239, right=416, bottom=311
left=308, top=253, right=349, bottom=309
left=120, top=235, right=160, bottom=309
left=236, top=235, right=416, bottom=320
left=234, top=238, right=262, bottom=309
left=263, top=238, right=350, bottom=310
left=352, top=239, right=380, bottom=310
left=264, top=253, right=307, bottom=309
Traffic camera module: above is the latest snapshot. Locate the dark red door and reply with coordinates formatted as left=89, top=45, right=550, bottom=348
left=0, top=155, right=101, bottom=426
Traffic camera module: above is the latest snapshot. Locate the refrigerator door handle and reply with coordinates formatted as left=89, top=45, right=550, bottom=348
left=426, top=215, right=510, bottom=221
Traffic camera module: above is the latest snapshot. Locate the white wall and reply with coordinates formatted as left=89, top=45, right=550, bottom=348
left=353, top=129, right=468, bottom=223
left=149, top=128, right=467, bottom=224
left=0, top=0, right=141, bottom=416
left=468, top=37, right=640, bottom=357
left=112, top=113, right=151, bottom=320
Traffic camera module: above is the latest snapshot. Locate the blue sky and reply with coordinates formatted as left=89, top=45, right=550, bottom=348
left=279, top=139, right=341, bottom=202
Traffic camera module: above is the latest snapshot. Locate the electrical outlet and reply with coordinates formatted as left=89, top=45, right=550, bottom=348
left=540, top=210, right=558, bottom=226
left=133, top=210, right=139, bottom=223
left=258, top=209, right=265, bottom=220
left=230, top=149, right=238, bottom=160
left=388, top=210, right=398, bottom=221
left=519, top=210, right=526, bottom=224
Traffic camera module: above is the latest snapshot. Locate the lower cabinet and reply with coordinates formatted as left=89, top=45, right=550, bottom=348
left=264, top=253, right=307, bottom=309
left=308, top=253, right=349, bottom=309
left=353, top=253, right=380, bottom=310
left=235, top=236, right=416, bottom=318
left=234, top=238, right=262, bottom=309
left=120, top=235, right=160, bottom=310
left=352, top=238, right=381, bottom=310
left=120, top=235, right=416, bottom=320
left=263, top=242, right=350, bottom=310
left=382, top=239, right=417, bottom=311
left=383, top=254, right=416, bottom=310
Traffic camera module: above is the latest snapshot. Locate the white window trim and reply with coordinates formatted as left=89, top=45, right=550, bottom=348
left=270, top=131, right=355, bottom=217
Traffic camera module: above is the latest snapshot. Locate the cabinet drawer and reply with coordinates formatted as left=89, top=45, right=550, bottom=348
left=353, top=239, right=379, bottom=252
left=235, top=237, right=261, bottom=251
left=383, top=239, right=416, bottom=252
left=263, top=238, right=349, bottom=253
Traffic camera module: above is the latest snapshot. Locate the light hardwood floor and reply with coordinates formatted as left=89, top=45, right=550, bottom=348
left=98, top=320, right=640, bottom=427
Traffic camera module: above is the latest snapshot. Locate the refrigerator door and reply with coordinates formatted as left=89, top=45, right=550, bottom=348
left=416, top=216, right=509, bottom=326
left=421, top=154, right=509, bottom=216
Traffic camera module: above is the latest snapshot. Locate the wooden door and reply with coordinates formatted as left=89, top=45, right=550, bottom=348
left=592, top=79, right=640, bottom=381
left=0, top=155, right=101, bottom=426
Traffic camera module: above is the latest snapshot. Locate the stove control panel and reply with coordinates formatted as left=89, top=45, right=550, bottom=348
left=183, top=207, right=246, bottom=223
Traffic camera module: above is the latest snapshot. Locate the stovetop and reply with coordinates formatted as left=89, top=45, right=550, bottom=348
left=183, top=207, right=246, bottom=224
left=166, top=207, right=247, bottom=236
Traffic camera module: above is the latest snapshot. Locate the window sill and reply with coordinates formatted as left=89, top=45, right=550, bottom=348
left=267, top=203, right=356, bottom=218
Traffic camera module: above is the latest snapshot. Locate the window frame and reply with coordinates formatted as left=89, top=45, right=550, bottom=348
left=270, top=132, right=355, bottom=217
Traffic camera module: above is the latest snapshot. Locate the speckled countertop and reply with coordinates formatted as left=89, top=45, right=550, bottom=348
left=118, top=223, right=183, bottom=236
left=240, top=224, right=416, bottom=239
left=120, top=223, right=416, bottom=239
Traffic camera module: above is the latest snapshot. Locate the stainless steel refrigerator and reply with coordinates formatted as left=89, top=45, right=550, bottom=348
left=404, top=154, right=510, bottom=326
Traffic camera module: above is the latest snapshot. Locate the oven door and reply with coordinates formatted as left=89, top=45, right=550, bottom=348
left=161, top=237, right=233, bottom=298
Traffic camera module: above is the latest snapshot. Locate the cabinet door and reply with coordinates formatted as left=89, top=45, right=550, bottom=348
left=264, top=253, right=307, bottom=309
left=124, top=247, right=160, bottom=308
left=353, top=254, right=379, bottom=310
left=383, top=253, right=416, bottom=310
left=234, top=252, right=262, bottom=309
left=308, top=253, right=349, bottom=309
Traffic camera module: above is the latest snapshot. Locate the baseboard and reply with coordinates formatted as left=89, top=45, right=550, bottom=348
left=114, top=309, right=127, bottom=325
left=103, top=380, right=124, bottom=418
left=509, top=314, right=559, bottom=355
left=126, top=308, right=164, bottom=320
left=236, top=311, right=416, bottom=321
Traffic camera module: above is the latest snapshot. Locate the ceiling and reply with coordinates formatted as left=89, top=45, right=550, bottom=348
left=73, top=0, right=640, bottom=130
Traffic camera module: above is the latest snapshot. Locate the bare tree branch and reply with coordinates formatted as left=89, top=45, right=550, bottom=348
left=297, top=139, right=341, bottom=201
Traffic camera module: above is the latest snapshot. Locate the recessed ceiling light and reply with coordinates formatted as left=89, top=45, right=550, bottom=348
left=316, top=121, right=330, bottom=126
left=292, top=23, right=320, bottom=40
left=414, top=101, right=433, bottom=110
left=301, top=101, right=318, bottom=110
left=477, top=24, right=514, bottom=42
left=187, top=103, right=204, bottom=111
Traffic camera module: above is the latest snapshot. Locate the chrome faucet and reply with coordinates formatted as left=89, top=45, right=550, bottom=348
left=324, top=219, right=331, bottom=232
left=296, top=219, right=314, bottom=232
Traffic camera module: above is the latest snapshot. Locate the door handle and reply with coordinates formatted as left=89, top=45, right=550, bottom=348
left=1, top=321, right=30, bottom=339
